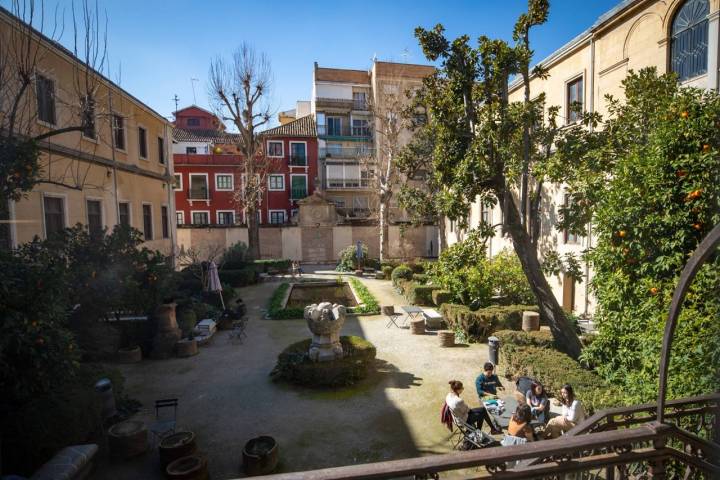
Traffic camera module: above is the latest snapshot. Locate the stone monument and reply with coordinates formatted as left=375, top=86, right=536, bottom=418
left=151, top=303, right=182, bottom=359
left=304, top=302, right=347, bottom=362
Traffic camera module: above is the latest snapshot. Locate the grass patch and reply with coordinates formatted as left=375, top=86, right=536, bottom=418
left=267, top=283, right=304, bottom=319
left=347, top=277, right=380, bottom=315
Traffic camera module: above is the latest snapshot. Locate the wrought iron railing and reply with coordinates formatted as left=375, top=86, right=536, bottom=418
left=320, top=147, right=374, bottom=159
left=317, top=124, right=371, bottom=139
left=290, top=154, right=307, bottom=166
left=290, top=187, right=307, bottom=200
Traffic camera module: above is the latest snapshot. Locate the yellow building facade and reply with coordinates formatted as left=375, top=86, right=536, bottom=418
left=450, top=0, right=719, bottom=315
left=1, top=8, right=175, bottom=255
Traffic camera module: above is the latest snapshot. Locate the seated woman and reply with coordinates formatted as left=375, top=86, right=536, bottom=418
left=446, top=380, right=502, bottom=434
left=526, top=381, right=549, bottom=424
left=544, top=384, right=586, bottom=439
left=505, top=404, right=535, bottom=443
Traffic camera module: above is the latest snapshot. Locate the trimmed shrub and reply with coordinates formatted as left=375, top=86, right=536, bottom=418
left=405, top=283, right=442, bottom=306
left=408, top=262, right=425, bottom=274
left=365, top=258, right=381, bottom=270
left=440, top=304, right=539, bottom=342
left=270, top=336, right=377, bottom=387
left=412, top=273, right=429, bottom=284
left=219, top=267, right=259, bottom=287
left=381, top=266, right=394, bottom=279
left=493, top=329, right=555, bottom=349
left=391, top=265, right=413, bottom=286
left=432, top=289, right=452, bottom=307
left=335, top=244, right=368, bottom=272
left=255, top=259, right=291, bottom=273
left=381, top=261, right=400, bottom=271
left=347, top=277, right=380, bottom=314
left=500, top=344, right=622, bottom=414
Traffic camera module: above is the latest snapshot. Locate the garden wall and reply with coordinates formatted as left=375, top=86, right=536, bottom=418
left=177, top=224, right=438, bottom=263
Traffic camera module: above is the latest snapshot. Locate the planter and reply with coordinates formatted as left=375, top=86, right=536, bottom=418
left=354, top=269, right=364, bottom=276
left=410, top=319, right=425, bottom=335
left=115, top=346, right=142, bottom=364
left=166, top=454, right=208, bottom=480
left=438, top=330, right=455, bottom=347
left=243, top=436, right=279, bottom=476
left=522, top=311, right=540, bottom=332
left=176, top=339, right=198, bottom=358
left=159, top=431, right=197, bottom=470
left=108, top=420, right=147, bottom=459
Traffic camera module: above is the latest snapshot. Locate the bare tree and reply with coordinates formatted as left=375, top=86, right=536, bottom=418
left=208, top=43, right=276, bottom=260
left=0, top=0, right=109, bottom=201
left=362, top=73, right=417, bottom=262
left=177, top=244, right=225, bottom=291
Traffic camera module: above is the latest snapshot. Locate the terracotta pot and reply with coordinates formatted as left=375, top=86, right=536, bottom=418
left=176, top=339, right=198, bottom=358
left=108, top=420, right=147, bottom=459
left=159, top=431, right=197, bottom=470
left=243, top=436, right=278, bottom=476
left=166, top=454, right=208, bottom=480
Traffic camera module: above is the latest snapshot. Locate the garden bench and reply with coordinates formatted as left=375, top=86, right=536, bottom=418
left=31, top=444, right=98, bottom=480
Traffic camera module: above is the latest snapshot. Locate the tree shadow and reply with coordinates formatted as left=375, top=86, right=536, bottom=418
left=374, top=359, right=423, bottom=389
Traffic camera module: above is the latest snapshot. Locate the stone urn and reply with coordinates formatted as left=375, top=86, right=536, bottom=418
left=151, top=303, right=182, bottom=359
left=304, top=302, right=346, bottom=362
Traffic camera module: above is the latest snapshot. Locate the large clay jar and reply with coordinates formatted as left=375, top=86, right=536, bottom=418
left=151, top=303, right=181, bottom=359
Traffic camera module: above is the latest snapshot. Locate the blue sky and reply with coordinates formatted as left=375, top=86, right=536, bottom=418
left=9, top=0, right=621, bottom=125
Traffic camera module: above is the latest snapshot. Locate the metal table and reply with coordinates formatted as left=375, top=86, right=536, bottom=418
left=488, top=395, right=543, bottom=433
left=401, top=306, right=424, bottom=326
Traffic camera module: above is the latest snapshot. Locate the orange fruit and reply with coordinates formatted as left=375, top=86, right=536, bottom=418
left=703, top=144, right=711, bottom=152
left=650, top=287, right=658, bottom=295
left=618, top=230, right=626, bottom=238
left=693, top=223, right=703, bottom=230
left=676, top=170, right=687, bottom=178
left=681, top=111, right=689, bottom=118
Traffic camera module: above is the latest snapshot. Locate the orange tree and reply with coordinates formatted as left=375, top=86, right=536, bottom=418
left=548, top=69, right=720, bottom=402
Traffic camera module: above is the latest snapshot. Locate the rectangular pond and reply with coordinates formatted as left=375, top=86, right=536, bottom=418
left=284, top=281, right=359, bottom=309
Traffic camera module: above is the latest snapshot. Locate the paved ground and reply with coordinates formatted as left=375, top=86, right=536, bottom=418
left=93, top=268, right=501, bottom=479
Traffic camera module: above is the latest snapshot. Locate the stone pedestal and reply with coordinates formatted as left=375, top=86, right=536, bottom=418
left=152, top=303, right=181, bottom=359
left=304, top=302, right=346, bottom=362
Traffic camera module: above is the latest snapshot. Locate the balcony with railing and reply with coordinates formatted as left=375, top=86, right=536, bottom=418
left=319, top=147, right=374, bottom=159
left=289, top=154, right=307, bottom=166
left=315, top=97, right=354, bottom=110
left=317, top=124, right=372, bottom=140
left=324, top=177, right=371, bottom=189
left=290, top=186, right=307, bottom=200
left=187, top=187, right=210, bottom=201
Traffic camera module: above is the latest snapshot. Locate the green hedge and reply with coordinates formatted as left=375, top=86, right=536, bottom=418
left=347, top=277, right=380, bottom=314
left=439, top=304, right=539, bottom=342
left=254, top=259, right=291, bottom=273
left=432, top=289, right=452, bottom=307
left=403, top=282, right=442, bottom=306
left=493, top=329, right=555, bottom=348
left=270, top=336, right=377, bottom=387
left=381, top=266, right=394, bottom=279
left=391, top=265, right=413, bottom=286
left=219, top=267, right=260, bottom=287
left=267, top=283, right=304, bottom=319
left=500, top=344, right=622, bottom=414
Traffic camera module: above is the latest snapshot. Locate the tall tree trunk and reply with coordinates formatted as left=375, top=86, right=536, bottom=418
left=438, top=214, right=447, bottom=255
left=503, top=190, right=582, bottom=359
left=247, top=207, right=260, bottom=260
left=379, top=199, right=387, bottom=262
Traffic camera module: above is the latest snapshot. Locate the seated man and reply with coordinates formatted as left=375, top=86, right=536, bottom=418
left=476, top=362, right=505, bottom=399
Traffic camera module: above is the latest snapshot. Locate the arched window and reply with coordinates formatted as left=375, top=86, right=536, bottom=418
left=671, top=0, right=709, bottom=81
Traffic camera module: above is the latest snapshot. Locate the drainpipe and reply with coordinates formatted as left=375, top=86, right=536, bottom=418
left=108, top=91, right=120, bottom=224
left=584, top=34, right=596, bottom=318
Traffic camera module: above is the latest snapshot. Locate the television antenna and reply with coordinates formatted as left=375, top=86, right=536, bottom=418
left=190, top=78, right=199, bottom=104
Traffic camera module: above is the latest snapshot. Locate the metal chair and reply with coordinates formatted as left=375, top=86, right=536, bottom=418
left=450, top=411, right=497, bottom=450
left=148, top=398, right=178, bottom=445
left=382, top=305, right=403, bottom=328
left=228, top=317, right=248, bottom=344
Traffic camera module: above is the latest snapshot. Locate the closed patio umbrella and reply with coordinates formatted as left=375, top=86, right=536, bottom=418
left=207, top=261, right=225, bottom=310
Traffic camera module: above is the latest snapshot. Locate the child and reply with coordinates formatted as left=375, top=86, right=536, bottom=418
left=475, top=361, right=505, bottom=398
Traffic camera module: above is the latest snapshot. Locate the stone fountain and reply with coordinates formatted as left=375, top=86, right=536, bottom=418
left=304, top=302, right=347, bottom=362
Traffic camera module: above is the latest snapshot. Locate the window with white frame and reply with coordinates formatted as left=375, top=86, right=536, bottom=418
left=352, top=91, right=367, bottom=109
left=267, top=141, right=283, bottom=157
left=113, top=114, right=125, bottom=150
left=566, top=76, right=584, bottom=124
left=43, top=196, right=65, bottom=237
left=216, top=174, right=233, bottom=191
left=36, top=74, right=56, bottom=124
left=173, top=174, right=183, bottom=191
left=269, top=210, right=286, bottom=224
left=352, top=118, right=370, bottom=137
left=671, top=0, right=709, bottom=81
left=86, top=199, right=102, bottom=237
left=290, top=142, right=306, bottom=165
left=217, top=211, right=235, bottom=225
left=176, top=211, right=184, bottom=225
left=138, top=127, right=148, bottom=159
left=119, top=202, right=131, bottom=227
left=268, top=174, right=284, bottom=191
left=186, top=146, right=197, bottom=154
left=81, top=95, right=96, bottom=139
left=192, top=211, right=209, bottom=225
left=142, top=204, right=153, bottom=240
left=189, top=174, right=209, bottom=200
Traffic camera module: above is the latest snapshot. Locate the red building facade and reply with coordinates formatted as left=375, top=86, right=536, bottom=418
left=172, top=106, right=318, bottom=226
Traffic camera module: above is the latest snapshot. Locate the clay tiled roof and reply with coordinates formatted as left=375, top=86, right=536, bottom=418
left=172, top=128, right=239, bottom=143
left=315, top=67, right=370, bottom=84
left=374, top=61, right=435, bottom=79
left=262, top=115, right=316, bottom=137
